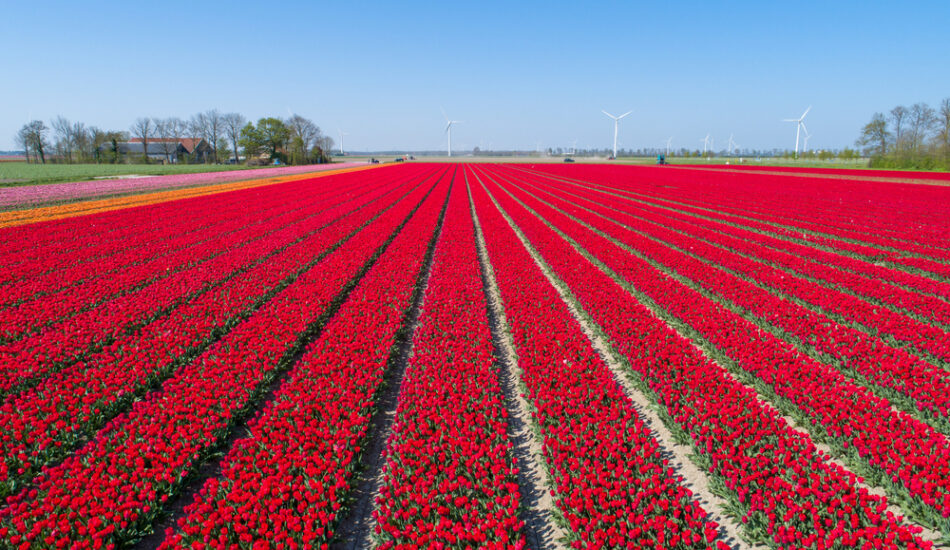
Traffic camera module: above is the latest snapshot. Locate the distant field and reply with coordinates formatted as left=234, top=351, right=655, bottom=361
left=0, top=162, right=369, bottom=212
left=4, top=157, right=880, bottom=188
left=0, top=162, right=265, bottom=187
left=362, top=154, right=874, bottom=170
left=639, top=156, right=872, bottom=169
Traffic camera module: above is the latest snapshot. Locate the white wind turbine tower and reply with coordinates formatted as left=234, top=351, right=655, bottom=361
left=602, top=110, right=632, bottom=158
left=727, top=134, right=738, bottom=155
left=441, top=108, right=462, bottom=157
left=700, top=134, right=711, bottom=156
left=783, top=106, right=811, bottom=158
left=803, top=130, right=812, bottom=154
left=337, top=129, right=348, bottom=156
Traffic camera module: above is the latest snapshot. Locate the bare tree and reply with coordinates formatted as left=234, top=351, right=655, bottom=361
left=889, top=105, right=908, bottom=153
left=938, top=98, right=950, bottom=155
left=15, top=125, right=31, bottom=163
left=167, top=117, right=185, bottom=142
left=52, top=116, right=74, bottom=163
left=72, top=122, right=91, bottom=162
left=203, top=109, right=223, bottom=163
left=189, top=113, right=209, bottom=163
left=153, top=118, right=176, bottom=163
left=166, top=117, right=187, bottom=162
left=131, top=117, right=153, bottom=164
left=191, top=110, right=224, bottom=163
left=88, top=126, right=109, bottom=163
left=286, top=114, right=320, bottom=164
left=25, top=120, right=49, bottom=163
left=314, top=135, right=335, bottom=163
left=222, top=112, right=247, bottom=164
left=908, top=102, right=937, bottom=153
left=857, top=113, right=891, bottom=156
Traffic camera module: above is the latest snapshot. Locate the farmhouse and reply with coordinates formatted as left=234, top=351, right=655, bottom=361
left=102, top=138, right=213, bottom=163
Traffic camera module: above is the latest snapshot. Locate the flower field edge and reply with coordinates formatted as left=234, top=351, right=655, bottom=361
left=0, top=164, right=385, bottom=229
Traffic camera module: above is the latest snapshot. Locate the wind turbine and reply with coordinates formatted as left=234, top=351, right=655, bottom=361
left=442, top=108, right=462, bottom=157
left=803, top=130, right=812, bottom=153
left=727, top=134, right=738, bottom=155
left=783, top=106, right=811, bottom=158
left=666, top=137, right=673, bottom=156
left=602, top=110, right=632, bottom=158
left=700, top=134, right=711, bottom=156
left=338, top=128, right=348, bottom=156
left=571, top=139, right=578, bottom=156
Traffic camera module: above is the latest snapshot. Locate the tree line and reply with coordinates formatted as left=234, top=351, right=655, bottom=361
left=15, top=110, right=336, bottom=166
left=857, top=98, right=950, bottom=170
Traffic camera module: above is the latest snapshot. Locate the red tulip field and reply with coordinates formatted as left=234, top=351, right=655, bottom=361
left=3, top=161, right=950, bottom=549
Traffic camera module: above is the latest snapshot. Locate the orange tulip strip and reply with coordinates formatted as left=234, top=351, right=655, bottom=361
left=0, top=164, right=383, bottom=228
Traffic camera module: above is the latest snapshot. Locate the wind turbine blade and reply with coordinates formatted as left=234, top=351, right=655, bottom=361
left=602, top=110, right=616, bottom=119
left=445, top=122, right=451, bottom=133
left=441, top=107, right=449, bottom=122
left=782, top=118, right=798, bottom=122
left=801, top=105, right=812, bottom=119
left=618, top=110, right=633, bottom=119
left=800, top=122, right=809, bottom=135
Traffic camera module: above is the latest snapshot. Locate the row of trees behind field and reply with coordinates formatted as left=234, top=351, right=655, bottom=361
left=14, top=110, right=335, bottom=166
left=857, top=98, right=950, bottom=170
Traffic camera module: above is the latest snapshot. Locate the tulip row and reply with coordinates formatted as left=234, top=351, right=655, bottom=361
left=648, top=178, right=949, bottom=257
left=372, top=176, right=526, bottom=548
left=702, top=164, right=950, bottom=181
left=519, top=164, right=950, bottom=278
left=598, top=191, right=950, bottom=332
left=0, top=170, right=413, bottom=400
left=478, top=166, right=931, bottom=549
left=469, top=170, right=721, bottom=549
left=0, top=162, right=366, bottom=209
left=506, top=170, right=950, bottom=426
left=0, top=164, right=372, bottom=279
left=517, top=166, right=950, bottom=308
left=505, top=166, right=950, bottom=368
left=643, top=197, right=950, bottom=310
left=615, top=166, right=950, bottom=277
left=0, top=175, right=378, bottom=340
left=494, top=170, right=950, bottom=531
left=0, top=173, right=364, bottom=310
left=534, top=163, right=950, bottom=262
left=0, top=166, right=439, bottom=549
left=603, top=192, right=950, bottom=366
left=0, top=173, right=317, bottom=278
left=159, top=168, right=452, bottom=549
left=655, top=169, right=950, bottom=258
left=0, top=168, right=429, bottom=498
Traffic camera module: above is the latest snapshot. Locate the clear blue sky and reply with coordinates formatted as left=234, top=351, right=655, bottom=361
left=2, top=0, right=948, bottom=153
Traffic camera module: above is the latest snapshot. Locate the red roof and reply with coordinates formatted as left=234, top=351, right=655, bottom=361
left=129, top=137, right=203, bottom=153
